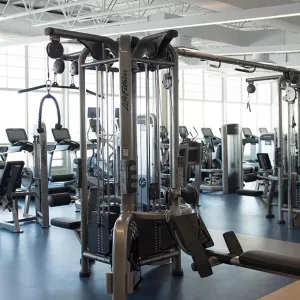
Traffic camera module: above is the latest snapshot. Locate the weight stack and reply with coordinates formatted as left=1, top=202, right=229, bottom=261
left=88, top=211, right=118, bottom=256
left=136, top=218, right=176, bottom=258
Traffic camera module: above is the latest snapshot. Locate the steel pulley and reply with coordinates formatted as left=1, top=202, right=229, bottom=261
left=70, top=61, right=79, bottom=76
left=53, top=59, right=65, bottom=74
left=46, top=41, right=64, bottom=59
left=284, top=87, right=297, bottom=103
left=247, top=83, right=256, bottom=94
left=21, top=167, right=34, bottom=188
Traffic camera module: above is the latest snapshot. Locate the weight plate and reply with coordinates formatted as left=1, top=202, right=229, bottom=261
left=46, top=42, right=64, bottom=59
left=21, top=167, right=34, bottom=188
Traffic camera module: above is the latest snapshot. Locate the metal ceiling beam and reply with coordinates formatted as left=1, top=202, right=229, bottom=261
left=32, top=2, right=175, bottom=27
left=74, top=2, right=300, bottom=36
left=180, top=0, right=300, bottom=32
left=0, top=0, right=94, bottom=21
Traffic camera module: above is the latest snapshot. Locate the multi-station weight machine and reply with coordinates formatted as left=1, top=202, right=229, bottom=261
left=43, top=27, right=300, bottom=300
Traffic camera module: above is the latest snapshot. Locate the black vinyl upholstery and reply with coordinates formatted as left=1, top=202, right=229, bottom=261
left=236, top=189, right=263, bottom=197
left=240, top=250, right=300, bottom=276
left=51, top=217, right=81, bottom=230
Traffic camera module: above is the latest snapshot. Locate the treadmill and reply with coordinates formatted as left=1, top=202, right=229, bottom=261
left=48, top=128, right=79, bottom=191
left=242, top=127, right=259, bottom=171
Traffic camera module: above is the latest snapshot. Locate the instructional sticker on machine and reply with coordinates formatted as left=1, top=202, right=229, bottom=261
left=123, top=148, right=129, bottom=156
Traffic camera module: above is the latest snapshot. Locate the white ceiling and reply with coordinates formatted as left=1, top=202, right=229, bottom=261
left=1, top=0, right=300, bottom=67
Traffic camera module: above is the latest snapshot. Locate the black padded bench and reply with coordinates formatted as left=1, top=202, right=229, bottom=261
left=239, top=250, right=300, bottom=277
left=51, top=217, right=81, bottom=230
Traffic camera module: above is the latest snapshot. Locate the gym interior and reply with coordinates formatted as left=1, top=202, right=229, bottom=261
left=1, top=1, right=300, bottom=300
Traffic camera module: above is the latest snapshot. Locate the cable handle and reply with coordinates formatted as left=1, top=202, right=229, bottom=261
left=37, top=93, right=62, bottom=134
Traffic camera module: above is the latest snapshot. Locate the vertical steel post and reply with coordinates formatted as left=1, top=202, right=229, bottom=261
left=113, top=35, right=136, bottom=300
left=287, top=101, right=293, bottom=228
left=132, top=71, right=138, bottom=210
left=277, top=75, right=285, bottom=224
left=78, top=48, right=90, bottom=277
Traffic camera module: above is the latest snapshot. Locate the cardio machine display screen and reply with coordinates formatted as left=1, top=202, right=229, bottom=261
left=87, top=107, right=100, bottom=119
left=201, top=128, right=214, bottom=138
left=242, top=128, right=252, bottom=137
left=6, top=128, right=28, bottom=143
left=52, top=128, right=71, bottom=143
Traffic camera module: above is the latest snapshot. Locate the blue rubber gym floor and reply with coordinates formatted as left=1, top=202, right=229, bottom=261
left=0, top=193, right=299, bottom=300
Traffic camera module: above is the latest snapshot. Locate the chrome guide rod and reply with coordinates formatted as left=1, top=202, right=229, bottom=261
left=145, top=63, right=151, bottom=211
left=155, top=66, right=162, bottom=210
left=101, top=68, right=105, bottom=211
left=96, top=66, right=101, bottom=210
left=79, top=48, right=90, bottom=277
left=105, top=64, right=110, bottom=213
left=112, top=72, right=117, bottom=203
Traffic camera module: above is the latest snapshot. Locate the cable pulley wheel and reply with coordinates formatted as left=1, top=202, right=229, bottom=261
left=47, top=41, right=64, bottom=59
left=70, top=61, right=79, bottom=76
left=21, top=167, right=34, bottom=188
left=53, top=59, right=65, bottom=74
left=247, top=83, right=256, bottom=94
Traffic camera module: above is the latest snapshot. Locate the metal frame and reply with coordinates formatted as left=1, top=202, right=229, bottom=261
left=44, top=26, right=185, bottom=300
left=177, top=48, right=300, bottom=228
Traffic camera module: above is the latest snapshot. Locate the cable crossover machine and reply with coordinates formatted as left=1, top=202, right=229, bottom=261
left=42, top=28, right=300, bottom=300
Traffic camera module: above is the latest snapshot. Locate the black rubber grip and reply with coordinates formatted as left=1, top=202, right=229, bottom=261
left=49, top=174, right=75, bottom=182
left=48, top=192, right=71, bottom=207
left=223, top=231, right=243, bottom=256
left=166, top=30, right=178, bottom=39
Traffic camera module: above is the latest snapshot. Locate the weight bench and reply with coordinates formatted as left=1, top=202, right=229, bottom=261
left=173, top=212, right=300, bottom=279
left=0, top=161, right=28, bottom=233
left=237, top=171, right=275, bottom=218
left=51, top=217, right=81, bottom=242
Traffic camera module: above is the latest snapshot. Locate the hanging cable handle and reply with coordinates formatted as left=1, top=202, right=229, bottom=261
left=37, top=93, right=62, bottom=133
left=246, top=99, right=251, bottom=112
left=37, top=56, right=62, bottom=134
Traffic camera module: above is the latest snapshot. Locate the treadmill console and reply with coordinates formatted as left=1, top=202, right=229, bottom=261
left=201, top=127, right=221, bottom=150
left=259, top=128, right=268, bottom=134
left=5, top=128, right=33, bottom=152
left=242, top=128, right=258, bottom=145
left=52, top=128, right=79, bottom=151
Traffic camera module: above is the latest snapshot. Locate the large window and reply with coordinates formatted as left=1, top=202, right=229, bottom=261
left=180, top=70, right=223, bottom=137
left=180, top=72, right=273, bottom=141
